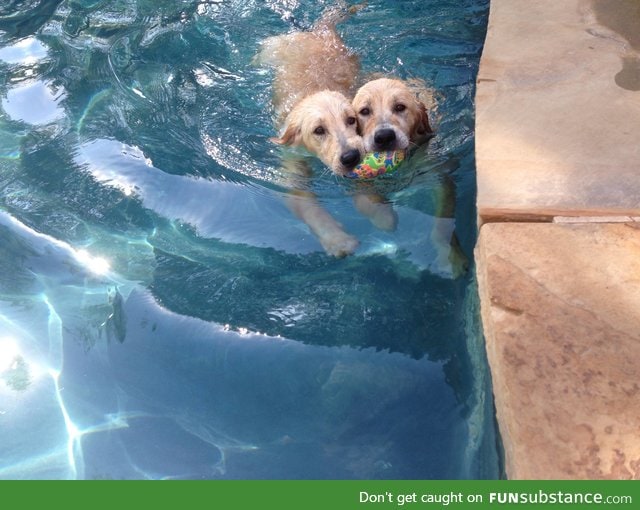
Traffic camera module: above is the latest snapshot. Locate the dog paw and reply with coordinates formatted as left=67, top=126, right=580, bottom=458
left=448, top=243, right=469, bottom=279
left=320, top=231, right=359, bottom=258
left=433, top=241, right=469, bottom=279
left=353, top=193, right=397, bottom=232
left=369, top=206, right=398, bottom=232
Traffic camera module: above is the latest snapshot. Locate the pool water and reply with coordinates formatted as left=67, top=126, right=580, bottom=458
left=0, top=0, right=499, bottom=479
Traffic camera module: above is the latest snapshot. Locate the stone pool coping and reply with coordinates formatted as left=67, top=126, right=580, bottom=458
left=474, top=0, right=640, bottom=479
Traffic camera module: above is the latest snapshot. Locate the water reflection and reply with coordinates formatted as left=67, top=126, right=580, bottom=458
left=0, top=36, right=48, bottom=64
left=75, top=138, right=459, bottom=273
left=3, top=80, right=66, bottom=125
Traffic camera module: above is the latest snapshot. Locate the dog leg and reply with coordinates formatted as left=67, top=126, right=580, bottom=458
left=353, top=192, right=398, bottom=232
left=429, top=171, right=468, bottom=277
left=281, top=157, right=359, bottom=257
left=288, top=191, right=359, bottom=257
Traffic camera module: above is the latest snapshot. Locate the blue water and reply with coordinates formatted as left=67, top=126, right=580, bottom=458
left=0, top=0, right=499, bottom=479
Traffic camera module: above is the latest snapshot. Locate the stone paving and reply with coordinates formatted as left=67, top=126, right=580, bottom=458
left=474, top=0, right=640, bottom=479
left=476, top=0, right=640, bottom=224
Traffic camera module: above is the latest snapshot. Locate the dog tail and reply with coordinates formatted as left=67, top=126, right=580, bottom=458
left=313, top=1, right=367, bottom=31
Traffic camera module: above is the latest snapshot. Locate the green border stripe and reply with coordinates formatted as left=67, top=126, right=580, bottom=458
left=1, top=480, right=638, bottom=509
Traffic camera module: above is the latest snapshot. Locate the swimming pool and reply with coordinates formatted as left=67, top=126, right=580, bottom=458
left=0, top=0, right=499, bottom=479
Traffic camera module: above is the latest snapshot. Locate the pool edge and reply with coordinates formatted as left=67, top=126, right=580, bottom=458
left=474, top=0, right=640, bottom=479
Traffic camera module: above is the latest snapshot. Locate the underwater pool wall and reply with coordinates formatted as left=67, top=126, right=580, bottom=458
left=474, top=0, right=640, bottom=479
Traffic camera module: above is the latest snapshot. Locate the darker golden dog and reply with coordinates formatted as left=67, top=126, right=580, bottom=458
left=352, top=77, right=467, bottom=276
left=352, top=77, right=434, bottom=151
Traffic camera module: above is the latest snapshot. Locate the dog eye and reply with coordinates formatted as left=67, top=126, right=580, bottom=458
left=313, top=126, right=326, bottom=135
left=394, top=103, right=406, bottom=113
left=358, top=107, right=370, bottom=116
left=346, top=116, right=356, bottom=126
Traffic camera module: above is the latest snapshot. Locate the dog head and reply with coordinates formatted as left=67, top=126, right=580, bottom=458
left=352, top=78, right=432, bottom=151
left=271, top=90, right=364, bottom=176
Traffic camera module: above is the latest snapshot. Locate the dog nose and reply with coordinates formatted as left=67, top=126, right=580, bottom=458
left=340, top=148, right=361, bottom=169
left=374, top=128, right=396, bottom=149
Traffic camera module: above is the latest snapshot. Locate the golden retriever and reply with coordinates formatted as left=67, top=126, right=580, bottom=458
left=255, top=5, right=364, bottom=257
left=353, top=77, right=469, bottom=276
left=352, top=77, right=434, bottom=151
left=344, top=77, right=435, bottom=233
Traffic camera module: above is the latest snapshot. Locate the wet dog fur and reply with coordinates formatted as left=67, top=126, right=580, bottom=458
left=255, top=5, right=365, bottom=256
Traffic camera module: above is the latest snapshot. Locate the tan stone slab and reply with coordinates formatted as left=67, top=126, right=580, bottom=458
left=476, top=222, right=640, bottom=479
left=476, top=0, right=640, bottom=224
left=554, top=215, right=640, bottom=223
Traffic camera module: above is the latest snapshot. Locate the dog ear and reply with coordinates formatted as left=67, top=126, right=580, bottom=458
left=412, top=102, right=433, bottom=140
left=270, top=122, right=301, bottom=146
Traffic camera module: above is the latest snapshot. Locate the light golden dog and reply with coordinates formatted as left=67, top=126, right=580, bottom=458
left=255, top=5, right=365, bottom=257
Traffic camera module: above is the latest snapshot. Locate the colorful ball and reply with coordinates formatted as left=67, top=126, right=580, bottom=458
left=345, top=150, right=406, bottom=179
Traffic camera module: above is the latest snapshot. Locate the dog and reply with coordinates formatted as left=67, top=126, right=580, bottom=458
left=353, top=77, right=468, bottom=276
left=255, top=4, right=365, bottom=257
left=347, top=77, right=436, bottom=233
